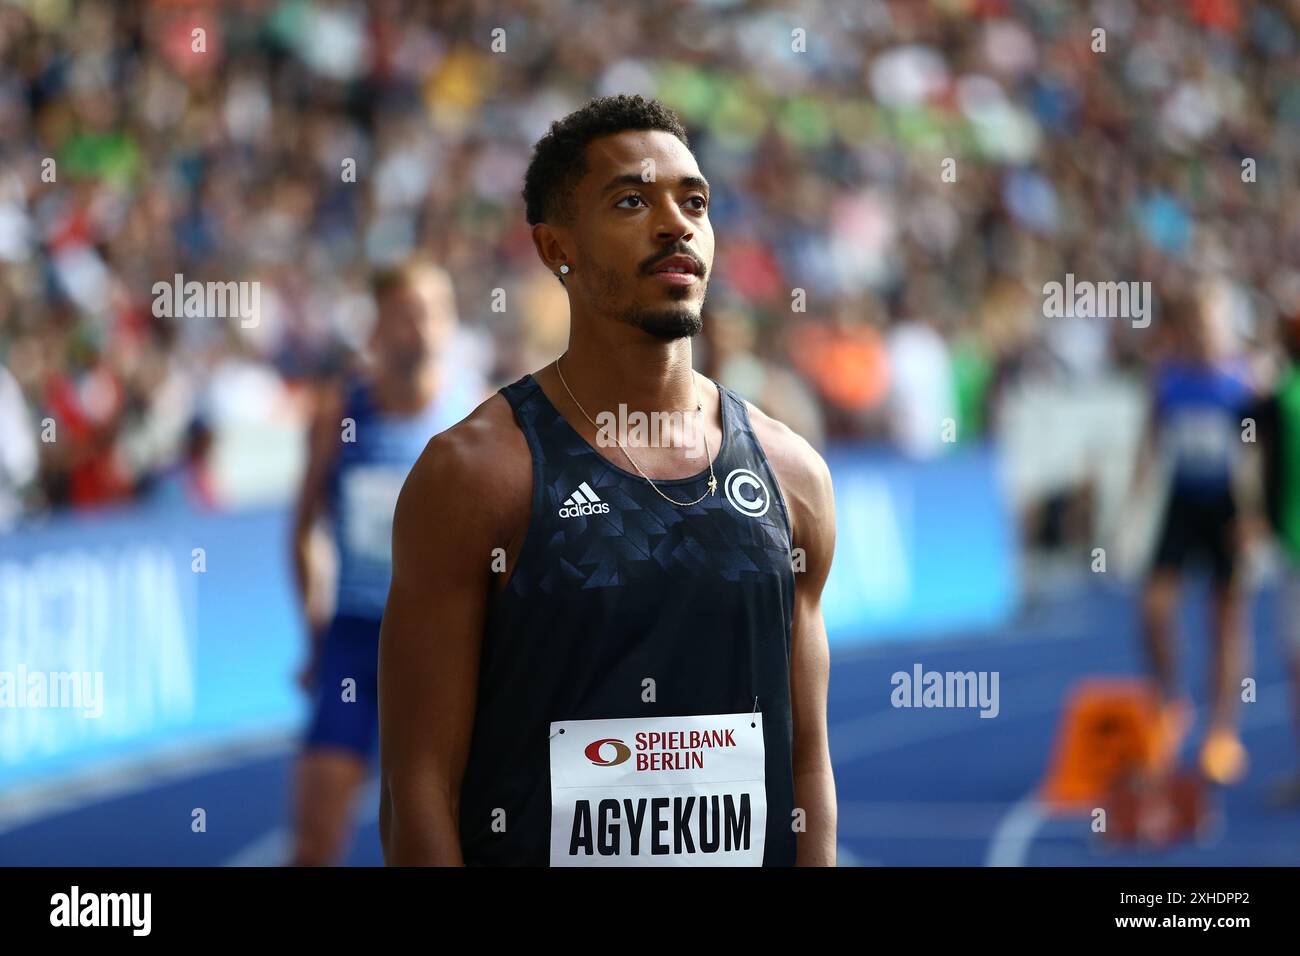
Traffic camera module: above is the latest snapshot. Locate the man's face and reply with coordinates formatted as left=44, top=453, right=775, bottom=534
left=564, top=129, right=714, bottom=340
left=372, top=272, right=457, bottom=374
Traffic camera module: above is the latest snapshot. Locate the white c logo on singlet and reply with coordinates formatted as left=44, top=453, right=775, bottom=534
left=723, top=468, right=769, bottom=518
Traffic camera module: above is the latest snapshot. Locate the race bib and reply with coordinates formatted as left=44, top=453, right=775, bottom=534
left=1167, top=409, right=1234, bottom=475
left=549, top=712, right=766, bottom=866
left=339, top=465, right=407, bottom=564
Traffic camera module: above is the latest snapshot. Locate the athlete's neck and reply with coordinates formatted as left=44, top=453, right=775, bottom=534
left=557, top=337, right=701, bottom=414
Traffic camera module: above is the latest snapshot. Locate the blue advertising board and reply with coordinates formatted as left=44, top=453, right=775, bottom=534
left=0, top=501, right=304, bottom=789
left=821, top=444, right=1018, bottom=644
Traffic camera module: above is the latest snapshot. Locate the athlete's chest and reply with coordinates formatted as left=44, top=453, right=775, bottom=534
left=513, top=464, right=792, bottom=595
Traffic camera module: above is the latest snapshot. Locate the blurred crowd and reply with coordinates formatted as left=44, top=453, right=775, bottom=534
left=0, top=0, right=1298, bottom=527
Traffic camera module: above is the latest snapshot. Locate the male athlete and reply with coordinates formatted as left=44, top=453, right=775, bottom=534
left=378, top=94, right=837, bottom=866
left=1134, top=293, right=1256, bottom=785
left=290, top=260, right=481, bottom=865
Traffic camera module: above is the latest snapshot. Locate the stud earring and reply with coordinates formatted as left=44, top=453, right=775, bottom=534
left=559, top=264, right=570, bottom=274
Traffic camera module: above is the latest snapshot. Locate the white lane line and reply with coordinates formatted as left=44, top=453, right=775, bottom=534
left=982, top=683, right=1295, bottom=867
left=835, top=843, right=880, bottom=866
left=221, top=776, right=381, bottom=867
left=223, top=827, right=290, bottom=867
left=984, top=794, right=1047, bottom=867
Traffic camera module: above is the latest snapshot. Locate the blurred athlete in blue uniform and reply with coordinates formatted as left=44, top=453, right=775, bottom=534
left=1135, top=293, right=1257, bottom=785
left=289, top=260, right=482, bottom=865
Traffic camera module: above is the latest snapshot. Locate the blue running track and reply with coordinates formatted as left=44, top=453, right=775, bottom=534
left=2, top=582, right=1298, bottom=866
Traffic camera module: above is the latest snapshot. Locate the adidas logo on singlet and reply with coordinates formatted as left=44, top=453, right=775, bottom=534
left=558, top=482, right=611, bottom=518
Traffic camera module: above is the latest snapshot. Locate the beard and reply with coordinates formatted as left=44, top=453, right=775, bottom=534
left=589, top=260, right=707, bottom=341
left=624, top=301, right=704, bottom=341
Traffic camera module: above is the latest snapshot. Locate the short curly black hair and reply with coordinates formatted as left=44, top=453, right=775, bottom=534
left=522, top=94, right=690, bottom=227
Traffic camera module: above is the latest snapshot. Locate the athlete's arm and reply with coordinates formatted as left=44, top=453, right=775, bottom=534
left=1130, top=376, right=1163, bottom=496
left=377, top=400, right=530, bottom=865
left=748, top=402, right=838, bottom=867
left=290, top=382, right=344, bottom=675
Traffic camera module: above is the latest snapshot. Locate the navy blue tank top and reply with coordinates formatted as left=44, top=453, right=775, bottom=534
left=458, top=372, right=798, bottom=866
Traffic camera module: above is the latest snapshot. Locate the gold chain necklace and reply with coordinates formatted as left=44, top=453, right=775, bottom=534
left=555, top=355, right=718, bottom=506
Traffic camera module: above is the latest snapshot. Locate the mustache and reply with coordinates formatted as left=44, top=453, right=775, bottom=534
left=641, top=245, right=706, bottom=276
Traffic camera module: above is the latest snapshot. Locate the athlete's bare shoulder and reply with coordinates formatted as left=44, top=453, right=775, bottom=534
left=394, top=390, right=532, bottom=563
left=738, top=395, right=834, bottom=559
